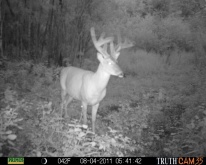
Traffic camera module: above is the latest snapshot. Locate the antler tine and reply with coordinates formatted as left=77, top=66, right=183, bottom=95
left=109, top=33, right=134, bottom=60
left=115, top=34, right=134, bottom=52
left=99, top=32, right=106, bottom=40
left=90, top=27, right=113, bottom=57
left=114, top=32, right=122, bottom=52
left=110, top=40, right=115, bottom=56
left=121, top=38, right=134, bottom=49
left=103, top=42, right=108, bottom=52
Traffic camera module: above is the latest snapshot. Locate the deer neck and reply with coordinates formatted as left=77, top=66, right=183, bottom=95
left=92, top=63, right=111, bottom=91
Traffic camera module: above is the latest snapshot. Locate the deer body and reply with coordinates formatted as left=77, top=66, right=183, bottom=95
left=60, top=27, right=133, bottom=132
left=60, top=65, right=109, bottom=105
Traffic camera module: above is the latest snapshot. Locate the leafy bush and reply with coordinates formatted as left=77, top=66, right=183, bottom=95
left=0, top=87, right=23, bottom=156
left=155, top=104, right=206, bottom=156
left=61, top=122, right=135, bottom=157
left=120, top=14, right=193, bottom=54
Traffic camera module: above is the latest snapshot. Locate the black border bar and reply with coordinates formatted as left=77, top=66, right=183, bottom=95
left=1, top=157, right=205, bottom=165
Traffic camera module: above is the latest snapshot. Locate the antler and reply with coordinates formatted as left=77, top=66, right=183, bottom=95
left=90, top=27, right=114, bottom=57
left=110, top=34, right=134, bottom=60
left=115, top=34, right=134, bottom=52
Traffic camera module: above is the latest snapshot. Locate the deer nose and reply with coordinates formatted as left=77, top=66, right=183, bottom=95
left=118, top=72, right=124, bottom=78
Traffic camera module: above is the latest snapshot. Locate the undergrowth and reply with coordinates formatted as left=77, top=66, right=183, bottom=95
left=0, top=61, right=137, bottom=156
left=1, top=54, right=206, bottom=156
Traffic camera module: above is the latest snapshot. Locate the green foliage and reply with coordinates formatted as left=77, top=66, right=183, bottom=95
left=0, top=87, right=23, bottom=156
left=1, top=61, right=60, bottom=101
left=1, top=62, right=137, bottom=157
left=61, top=122, right=135, bottom=157
left=120, top=50, right=164, bottom=76
left=1, top=46, right=206, bottom=156
left=3, top=0, right=206, bottom=68
left=129, top=15, right=193, bottom=54
left=102, top=48, right=206, bottom=156
left=2, top=0, right=206, bottom=157
left=105, top=103, right=150, bottom=154
left=146, top=103, right=206, bottom=156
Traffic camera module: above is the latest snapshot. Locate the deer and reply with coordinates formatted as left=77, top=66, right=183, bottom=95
left=60, top=27, right=133, bottom=133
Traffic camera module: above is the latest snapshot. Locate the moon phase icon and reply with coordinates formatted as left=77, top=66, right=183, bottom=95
left=41, top=158, right=47, bottom=164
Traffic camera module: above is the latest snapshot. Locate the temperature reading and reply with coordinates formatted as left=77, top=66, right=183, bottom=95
left=58, top=158, right=71, bottom=164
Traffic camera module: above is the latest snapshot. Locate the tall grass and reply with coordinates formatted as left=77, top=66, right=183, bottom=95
left=104, top=49, right=204, bottom=107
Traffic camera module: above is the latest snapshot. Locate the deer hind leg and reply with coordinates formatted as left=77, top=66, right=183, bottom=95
left=61, top=90, right=73, bottom=117
left=64, top=96, right=73, bottom=117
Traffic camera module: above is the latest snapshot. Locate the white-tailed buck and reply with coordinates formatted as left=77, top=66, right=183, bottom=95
left=60, top=27, right=133, bottom=133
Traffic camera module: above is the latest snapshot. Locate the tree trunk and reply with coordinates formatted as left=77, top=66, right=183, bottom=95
left=28, top=1, right=32, bottom=60
left=47, top=0, right=54, bottom=67
left=0, top=0, right=4, bottom=58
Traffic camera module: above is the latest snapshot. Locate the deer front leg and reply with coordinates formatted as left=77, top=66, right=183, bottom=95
left=92, top=103, right=99, bottom=133
left=61, top=89, right=67, bottom=117
left=82, top=102, right=88, bottom=126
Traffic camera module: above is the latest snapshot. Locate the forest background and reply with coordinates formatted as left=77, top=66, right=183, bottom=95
left=0, top=0, right=206, bottom=157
